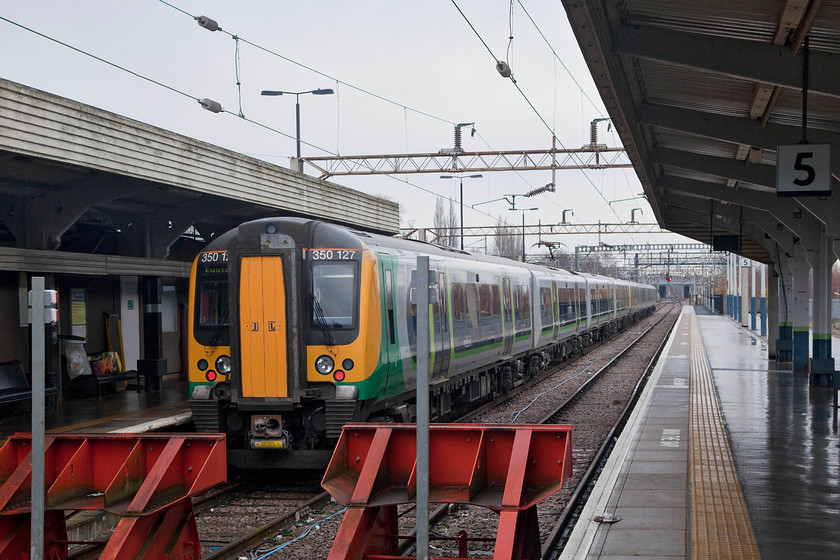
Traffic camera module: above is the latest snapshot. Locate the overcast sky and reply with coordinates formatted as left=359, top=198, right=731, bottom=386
left=0, top=0, right=692, bottom=254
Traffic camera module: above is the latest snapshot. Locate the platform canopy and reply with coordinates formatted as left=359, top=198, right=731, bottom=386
left=0, top=79, right=399, bottom=272
left=561, top=0, right=840, bottom=264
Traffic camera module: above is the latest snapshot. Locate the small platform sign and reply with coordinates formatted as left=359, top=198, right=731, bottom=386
left=776, top=143, right=831, bottom=196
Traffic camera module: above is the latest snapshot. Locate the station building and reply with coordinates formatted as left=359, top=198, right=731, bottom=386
left=0, top=78, right=398, bottom=400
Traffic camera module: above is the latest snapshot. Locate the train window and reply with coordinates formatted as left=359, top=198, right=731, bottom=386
left=198, top=282, right=228, bottom=327
left=194, top=276, right=230, bottom=346
left=558, top=287, right=574, bottom=323
left=385, top=273, right=395, bottom=344
left=478, top=284, right=492, bottom=317
left=465, top=283, right=479, bottom=328
left=385, top=273, right=393, bottom=311
left=540, top=287, right=551, bottom=323
left=311, top=262, right=358, bottom=329
left=521, top=288, right=530, bottom=321
left=452, top=283, right=464, bottom=321
left=195, top=280, right=230, bottom=344
left=512, top=285, right=521, bottom=320
left=434, top=272, right=447, bottom=333
left=492, top=284, right=502, bottom=317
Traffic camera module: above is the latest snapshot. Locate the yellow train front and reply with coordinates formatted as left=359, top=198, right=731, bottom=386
left=188, top=217, right=382, bottom=469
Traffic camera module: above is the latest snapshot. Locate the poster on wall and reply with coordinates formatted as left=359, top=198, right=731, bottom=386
left=71, top=288, right=86, bottom=339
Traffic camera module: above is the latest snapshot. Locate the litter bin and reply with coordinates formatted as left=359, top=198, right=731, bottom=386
left=59, top=335, right=90, bottom=380
left=138, top=358, right=167, bottom=391
left=59, top=335, right=96, bottom=398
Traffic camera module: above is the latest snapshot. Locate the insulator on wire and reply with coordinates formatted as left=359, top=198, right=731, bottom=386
left=526, top=183, right=554, bottom=197
left=454, top=127, right=462, bottom=152
left=195, top=15, right=220, bottom=32
left=199, top=98, right=223, bottom=113
left=496, top=60, right=512, bottom=78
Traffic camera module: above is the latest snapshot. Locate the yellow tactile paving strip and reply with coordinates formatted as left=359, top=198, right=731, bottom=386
left=689, top=307, right=761, bottom=559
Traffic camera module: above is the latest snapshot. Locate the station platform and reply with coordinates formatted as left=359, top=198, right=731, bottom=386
left=562, top=304, right=840, bottom=560
left=0, top=374, right=190, bottom=439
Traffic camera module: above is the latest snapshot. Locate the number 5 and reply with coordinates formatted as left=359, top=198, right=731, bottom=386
left=793, top=152, right=815, bottom=186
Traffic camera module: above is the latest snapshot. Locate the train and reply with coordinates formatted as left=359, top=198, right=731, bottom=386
left=187, top=217, right=658, bottom=469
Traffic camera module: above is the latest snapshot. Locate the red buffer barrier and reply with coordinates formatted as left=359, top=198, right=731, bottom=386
left=0, top=432, right=226, bottom=559
left=321, top=423, right=572, bottom=560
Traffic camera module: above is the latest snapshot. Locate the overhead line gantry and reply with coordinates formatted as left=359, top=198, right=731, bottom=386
left=298, top=120, right=631, bottom=178
left=300, top=145, right=630, bottom=179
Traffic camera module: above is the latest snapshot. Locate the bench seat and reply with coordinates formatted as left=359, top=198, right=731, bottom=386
left=93, top=370, right=140, bottom=399
left=0, top=360, right=57, bottom=406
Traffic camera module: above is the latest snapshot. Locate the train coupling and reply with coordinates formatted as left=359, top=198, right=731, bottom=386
left=248, top=414, right=291, bottom=449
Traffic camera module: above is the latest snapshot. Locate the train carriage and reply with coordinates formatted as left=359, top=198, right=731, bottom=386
left=188, top=217, right=657, bottom=469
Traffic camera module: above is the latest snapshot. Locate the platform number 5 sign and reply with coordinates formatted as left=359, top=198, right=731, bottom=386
left=776, top=143, right=831, bottom=196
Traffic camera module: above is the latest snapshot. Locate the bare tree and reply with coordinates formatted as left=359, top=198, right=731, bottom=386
left=446, top=198, right=458, bottom=248
left=433, top=197, right=459, bottom=247
left=491, top=214, right=518, bottom=260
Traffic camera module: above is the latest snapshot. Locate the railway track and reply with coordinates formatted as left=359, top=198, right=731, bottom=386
left=193, top=303, right=677, bottom=559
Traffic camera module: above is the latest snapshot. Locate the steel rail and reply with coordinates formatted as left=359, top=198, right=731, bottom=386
left=202, top=491, right=333, bottom=560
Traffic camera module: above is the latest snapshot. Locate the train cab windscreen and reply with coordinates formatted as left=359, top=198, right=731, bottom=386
left=195, top=255, right=230, bottom=346
left=311, top=262, right=358, bottom=329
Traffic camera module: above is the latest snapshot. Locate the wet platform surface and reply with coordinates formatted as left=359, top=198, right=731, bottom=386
left=563, top=305, right=840, bottom=559
left=699, top=310, right=840, bottom=560
left=0, top=374, right=190, bottom=438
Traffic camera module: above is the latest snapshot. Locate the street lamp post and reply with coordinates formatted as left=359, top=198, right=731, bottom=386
left=509, top=207, right=538, bottom=262
left=260, top=88, right=334, bottom=158
left=440, top=174, right=483, bottom=250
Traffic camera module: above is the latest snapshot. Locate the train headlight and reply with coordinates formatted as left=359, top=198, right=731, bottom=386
left=215, top=355, right=232, bottom=375
left=315, top=355, right=334, bottom=375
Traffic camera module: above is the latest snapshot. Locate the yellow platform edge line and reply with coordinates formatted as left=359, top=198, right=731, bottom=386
left=688, top=307, right=761, bottom=560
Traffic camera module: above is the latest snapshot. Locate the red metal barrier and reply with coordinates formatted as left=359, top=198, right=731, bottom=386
left=321, top=423, right=572, bottom=560
left=0, top=433, right=226, bottom=559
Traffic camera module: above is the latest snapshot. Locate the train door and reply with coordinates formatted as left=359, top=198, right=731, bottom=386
left=432, top=269, right=452, bottom=379
left=582, top=278, right=592, bottom=328
left=552, top=280, right=559, bottom=339
left=378, top=253, right=398, bottom=389
left=502, top=276, right=514, bottom=356
left=239, top=255, right=289, bottom=399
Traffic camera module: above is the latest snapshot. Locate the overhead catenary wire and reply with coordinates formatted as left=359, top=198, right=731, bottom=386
left=518, top=0, right=639, bottom=209
left=156, top=0, right=557, bottom=222
left=0, top=15, right=196, bottom=104
left=449, top=0, right=630, bottom=231
left=0, top=13, right=501, bottom=224
left=161, top=0, right=610, bottom=224
left=517, top=0, right=605, bottom=117
left=158, top=0, right=454, bottom=127
left=4, top=5, right=634, bottom=238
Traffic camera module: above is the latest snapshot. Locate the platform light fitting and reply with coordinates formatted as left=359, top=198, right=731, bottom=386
left=747, top=146, right=763, bottom=164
